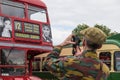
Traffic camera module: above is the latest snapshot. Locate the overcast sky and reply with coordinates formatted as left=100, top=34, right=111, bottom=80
left=43, top=0, right=120, bottom=45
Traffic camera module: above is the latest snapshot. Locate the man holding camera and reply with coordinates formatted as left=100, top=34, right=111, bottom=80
left=44, top=27, right=109, bottom=80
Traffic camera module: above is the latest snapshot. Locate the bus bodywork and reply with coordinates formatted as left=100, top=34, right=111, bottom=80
left=0, top=0, right=53, bottom=80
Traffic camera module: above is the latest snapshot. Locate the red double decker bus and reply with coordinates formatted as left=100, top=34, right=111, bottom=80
left=0, top=0, right=53, bottom=80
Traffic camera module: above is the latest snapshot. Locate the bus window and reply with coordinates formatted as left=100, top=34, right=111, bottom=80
left=0, top=49, right=26, bottom=76
left=114, top=51, right=120, bottom=71
left=99, top=52, right=111, bottom=70
left=1, top=49, right=25, bottom=65
left=28, top=5, right=47, bottom=22
left=0, top=0, right=25, bottom=18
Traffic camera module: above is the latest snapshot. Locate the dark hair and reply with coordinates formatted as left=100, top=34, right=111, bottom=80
left=3, top=17, right=10, bottom=22
left=86, top=39, right=101, bottom=50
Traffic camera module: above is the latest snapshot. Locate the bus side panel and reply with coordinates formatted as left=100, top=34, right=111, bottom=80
left=107, top=72, right=120, bottom=80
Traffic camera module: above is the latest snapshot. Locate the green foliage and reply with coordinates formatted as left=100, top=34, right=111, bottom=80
left=72, top=24, right=89, bottom=38
left=109, top=31, right=118, bottom=36
left=94, top=24, right=111, bottom=36
left=72, top=24, right=118, bottom=38
left=94, top=24, right=118, bottom=37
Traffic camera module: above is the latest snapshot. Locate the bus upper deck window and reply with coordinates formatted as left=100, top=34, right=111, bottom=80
left=114, top=51, right=120, bottom=71
left=28, top=5, right=47, bottom=22
left=0, top=0, right=25, bottom=18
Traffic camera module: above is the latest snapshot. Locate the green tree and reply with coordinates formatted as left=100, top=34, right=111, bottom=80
left=72, top=24, right=118, bottom=38
left=72, top=24, right=89, bottom=37
left=109, top=31, right=118, bottom=36
left=94, top=24, right=118, bottom=37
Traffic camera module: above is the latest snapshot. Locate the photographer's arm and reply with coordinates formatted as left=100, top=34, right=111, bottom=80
left=46, top=34, right=75, bottom=58
left=43, top=34, right=83, bottom=78
left=44, top=34, right=75, bottom=71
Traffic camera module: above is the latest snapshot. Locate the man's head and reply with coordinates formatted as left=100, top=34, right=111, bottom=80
left=80, top=27, right=107, bottom=49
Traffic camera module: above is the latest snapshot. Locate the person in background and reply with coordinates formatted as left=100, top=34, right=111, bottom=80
left=1, top=17, right=12, bottom=38
left=44, top=27, right=109, bottom=80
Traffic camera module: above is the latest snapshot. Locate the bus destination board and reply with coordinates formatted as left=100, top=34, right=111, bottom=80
left=14, top=21, right=40, bottom=40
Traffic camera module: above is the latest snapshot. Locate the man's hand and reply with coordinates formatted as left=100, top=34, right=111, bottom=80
left=57, top=34, right=75, bottom=47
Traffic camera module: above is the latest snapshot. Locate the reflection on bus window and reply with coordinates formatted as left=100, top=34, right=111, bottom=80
left=0, top=49, right=26, bottom=76
left=114, top=51, right=120, bottom=71
left=28, top=5, right=47, bottom=22
left=99, top=52, right=111, bottom=70
left=0, top=0, right=25, bottom=18
left=1, top=49, right=25, bottom=65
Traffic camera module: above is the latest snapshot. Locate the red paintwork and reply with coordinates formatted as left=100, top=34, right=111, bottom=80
left=0, top=0, right=51, bottom=80
left=0, top=0, right=53, bottom=50
left=16, top=0, right=46, bottom=8
left=29, top=76, right=42, bottom=80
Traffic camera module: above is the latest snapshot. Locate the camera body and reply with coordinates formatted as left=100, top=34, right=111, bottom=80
left=72, top=35, right=81, bottom=47
left=72, top=35, right=81, bottom=55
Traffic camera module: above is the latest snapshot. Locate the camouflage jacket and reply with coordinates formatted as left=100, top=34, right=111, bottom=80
left=44, top=47, right=109, bottom=80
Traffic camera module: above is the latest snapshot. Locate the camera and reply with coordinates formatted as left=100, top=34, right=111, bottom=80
left=72, top=35, right=81, bottom=47
left=71, top=35, right=81, bottom=55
